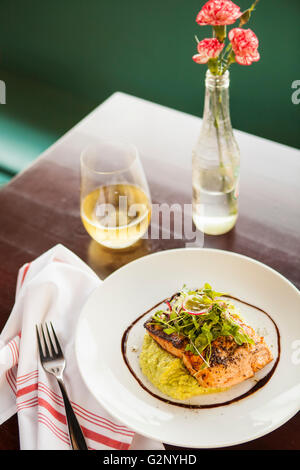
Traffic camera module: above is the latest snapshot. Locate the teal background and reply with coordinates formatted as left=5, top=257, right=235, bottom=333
left=0, top=0, right=299, bottom=183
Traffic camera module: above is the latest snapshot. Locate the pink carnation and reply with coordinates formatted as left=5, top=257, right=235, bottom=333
left=228, top=28, right=260, bottom=65
left=196, top=0, right=242, bottom=26
left=192, top=38, right=224, bottom=64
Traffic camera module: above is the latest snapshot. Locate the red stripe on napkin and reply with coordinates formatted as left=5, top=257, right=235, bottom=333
left=38, top=412, right=70, bottom=446
left=17, top=382, right=38, bottom=398
left=6, top=369, right=17, bottom=395
left=80, top=425, right=131, bottom=450
left=37, top=397, right=67, bottom=425
left=20, top=263, right=31, bottom=286
left=17, top=371, right=39, bottom=385
left=17, top=397, right=38, bottom=411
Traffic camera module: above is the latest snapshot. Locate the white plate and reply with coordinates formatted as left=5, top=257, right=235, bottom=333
left=75, top=248, right=300, bottom=448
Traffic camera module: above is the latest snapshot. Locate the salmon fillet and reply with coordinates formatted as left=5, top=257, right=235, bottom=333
left=144, top=318, right=273, bottom=389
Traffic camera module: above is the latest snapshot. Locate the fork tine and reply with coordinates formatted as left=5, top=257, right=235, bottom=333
left=36, top=325, right=45, bottom=360
left=50, top=322, right=63, bottom=356
left=41, top=323, right=51, bottom=358
left=44, top=322, right=56, bottom=357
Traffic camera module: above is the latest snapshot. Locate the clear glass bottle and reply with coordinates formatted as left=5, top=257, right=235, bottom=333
left=192, top=70, right=240, bottom=235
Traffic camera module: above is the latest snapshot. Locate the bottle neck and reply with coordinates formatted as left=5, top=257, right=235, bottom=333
left=202, top=70, right=232, bottom=131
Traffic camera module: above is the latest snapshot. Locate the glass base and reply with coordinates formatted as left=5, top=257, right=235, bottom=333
left=193, top=213, right=238, bottom=235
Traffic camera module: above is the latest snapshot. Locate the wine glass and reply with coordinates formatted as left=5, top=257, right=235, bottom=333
left=80, top=139, right=151, bottom=249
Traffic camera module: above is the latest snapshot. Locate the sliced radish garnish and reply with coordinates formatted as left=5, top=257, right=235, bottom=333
left=181, top=295, right=208, bottom=316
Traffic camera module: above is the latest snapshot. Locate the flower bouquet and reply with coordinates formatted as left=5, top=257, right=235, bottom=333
left=191, top=0, right=260, bottom=235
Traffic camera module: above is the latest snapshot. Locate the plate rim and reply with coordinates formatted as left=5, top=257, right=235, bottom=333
left=102, top=247, right=300, bottom=296
left=75, top=247, right=300, bottom=448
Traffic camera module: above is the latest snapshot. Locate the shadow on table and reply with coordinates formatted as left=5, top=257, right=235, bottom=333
left=86, top=234, right=191, bottom=279
left=87, top=238, right=154, bottom=279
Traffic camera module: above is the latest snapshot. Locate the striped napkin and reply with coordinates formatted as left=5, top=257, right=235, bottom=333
left=0, top=244, right=163, bottom=450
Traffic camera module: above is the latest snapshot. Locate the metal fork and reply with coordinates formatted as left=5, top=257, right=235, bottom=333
left=36, top=322, right=88, bottom=450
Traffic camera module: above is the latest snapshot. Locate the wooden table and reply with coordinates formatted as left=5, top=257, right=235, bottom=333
left=0, top=93, right=299, bottom=450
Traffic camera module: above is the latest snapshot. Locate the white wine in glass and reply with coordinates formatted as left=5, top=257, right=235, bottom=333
left=80, top=140, right=151, bottom=249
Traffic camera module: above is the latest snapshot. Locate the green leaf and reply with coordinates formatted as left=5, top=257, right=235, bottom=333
left=163, top=327, right=176, bottom=335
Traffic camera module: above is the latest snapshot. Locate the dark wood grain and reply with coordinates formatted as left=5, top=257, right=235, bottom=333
left=0, top=125, right=299, bottom=451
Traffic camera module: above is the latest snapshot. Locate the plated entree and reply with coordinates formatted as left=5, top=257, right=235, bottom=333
left=140, top=284, right=273, bottom=400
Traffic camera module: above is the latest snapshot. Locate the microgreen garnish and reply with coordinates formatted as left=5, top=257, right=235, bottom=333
left=150, top=284, right=254, bottom=368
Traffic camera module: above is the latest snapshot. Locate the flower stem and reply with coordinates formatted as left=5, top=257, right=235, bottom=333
left=213, top=25, right=226, bottom=43
left=213, top=84, right=226, bottom=189
left=239, top=0, right=260, bottom=26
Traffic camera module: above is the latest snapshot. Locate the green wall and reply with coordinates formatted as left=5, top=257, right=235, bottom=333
left=0, top=0, right=299, bottom=149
